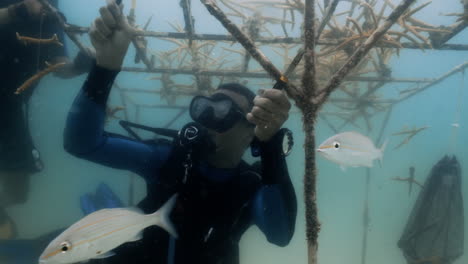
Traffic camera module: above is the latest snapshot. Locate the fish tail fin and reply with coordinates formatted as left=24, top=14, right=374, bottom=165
left=378, top=138, right=389, bottom=167
left=152, top=193, right=179, bottom=239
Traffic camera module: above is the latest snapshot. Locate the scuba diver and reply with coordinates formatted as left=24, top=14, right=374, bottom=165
left=63, top=1, right=297, bottom=264
left=0, top=0, right=93, bottom=238
left=0, top=182, right=124, bottom=264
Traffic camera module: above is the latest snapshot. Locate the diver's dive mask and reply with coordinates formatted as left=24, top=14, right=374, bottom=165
left=189, top=93, right=254, bottom=133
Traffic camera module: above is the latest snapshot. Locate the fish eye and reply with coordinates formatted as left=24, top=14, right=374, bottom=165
left=333, top=142, right=340, bottom=149
left=60, top=241, right=71, bottom=253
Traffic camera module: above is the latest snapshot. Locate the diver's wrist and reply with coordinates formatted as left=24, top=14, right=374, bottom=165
left=96, top=59, right=123, bottom=71
left=83, top=62, right=120, bottom=106
left=258, top=131, right=285, bottom=185
left=91, top=61, right=120, bottom=78
left=258, top=130, right=283, bottom=153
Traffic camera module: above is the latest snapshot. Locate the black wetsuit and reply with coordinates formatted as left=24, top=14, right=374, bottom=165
left=0, top=0, right=66, bottom=173
left=64, top=64, right=298, bottom=264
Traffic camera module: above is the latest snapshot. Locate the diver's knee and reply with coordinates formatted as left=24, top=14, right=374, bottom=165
left=63, top=130, right=96, bottom=157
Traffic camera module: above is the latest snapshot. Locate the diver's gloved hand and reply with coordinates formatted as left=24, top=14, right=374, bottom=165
left=90, top=0, right=137, bottom=70
left=247, top=89, right=291, bottom=142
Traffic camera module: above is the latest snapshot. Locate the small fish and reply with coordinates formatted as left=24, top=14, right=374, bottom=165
left=39, top=194, right=178, bottom=264
left=451, top=123, right=460, bottom=128
left=317, top=131, right=388, bottom=171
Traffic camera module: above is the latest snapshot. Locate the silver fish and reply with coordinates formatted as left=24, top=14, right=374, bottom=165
left=39, top=194, right=178, bottom=264
left=317, top=131, right=388, bottom=171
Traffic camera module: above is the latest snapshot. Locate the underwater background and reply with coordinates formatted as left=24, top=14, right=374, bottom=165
left=5, top=0, right=467, bottom=263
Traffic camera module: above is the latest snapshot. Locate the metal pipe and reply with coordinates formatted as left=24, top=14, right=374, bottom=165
left=65, top=27, right=468, bottom=50
left=121, top=67, right=434, bottom=83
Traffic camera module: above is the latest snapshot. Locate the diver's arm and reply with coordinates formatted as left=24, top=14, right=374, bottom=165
left=64, top=2, right=169, bottom=177
left=251, top=132, right=297, bottom=247
left=64, top=63, right=170, bottom=177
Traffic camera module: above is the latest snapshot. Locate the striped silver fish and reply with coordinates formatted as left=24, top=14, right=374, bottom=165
left=39, top=194, right=178, bottom=264
left=317, top=131, right=388, bottom=171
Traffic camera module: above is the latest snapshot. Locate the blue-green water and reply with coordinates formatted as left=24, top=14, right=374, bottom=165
left=4, top=0, right=468, bottom=263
